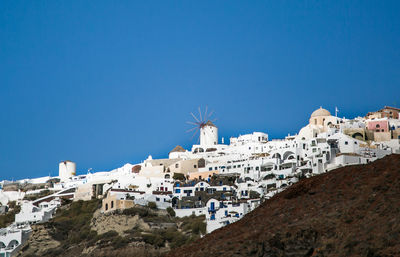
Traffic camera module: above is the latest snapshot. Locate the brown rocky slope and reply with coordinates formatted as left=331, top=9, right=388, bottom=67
left=168, top=154, right=400, bottom=257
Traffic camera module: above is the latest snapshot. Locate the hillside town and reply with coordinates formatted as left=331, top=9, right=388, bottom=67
left=1, top=106, right=400, bottom=256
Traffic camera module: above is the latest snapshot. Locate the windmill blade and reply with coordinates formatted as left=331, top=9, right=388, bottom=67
left=191, top=127, right=200, bottom=139
left=211, top=118, right=218, bottom=122
left=198, top=107, right=203, bottom=122
left=190, top=112, right=200, bottom=123
left=186, top=127, right=198, bottom=133
left=187, top=107, right=216, bottom=142
left=207, top=110, right=214, bottom=120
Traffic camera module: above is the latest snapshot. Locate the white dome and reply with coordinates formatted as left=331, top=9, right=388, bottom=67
left=311, top=107, right=331, bottom=118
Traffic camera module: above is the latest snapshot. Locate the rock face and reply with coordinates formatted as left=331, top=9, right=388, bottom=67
left=17, top=224, right=60, bottom=257
left=16, top=201, right=203, bottom=257
left=168, top=154, right=400, bottom=257
left=91, top=209, right=150, bottom=236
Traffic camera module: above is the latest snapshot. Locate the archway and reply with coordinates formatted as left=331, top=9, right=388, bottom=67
left=352, top=133, right=364, bottom=140
left=172, top=197, right=179, bottom=208
left=283, top=151, right=295, bottom=161
left=7, top=240, right=19, bottom=249
left=198, top=158, right=206, bottom=168
left=272, top=153, right=281, bottom=160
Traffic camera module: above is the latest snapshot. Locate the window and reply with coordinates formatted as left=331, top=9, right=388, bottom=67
left=345, top=141, right=348, bottom=145
left=194, top=165, right=197, bottom=168
left=175, top=189, right=181, bottom=193
left=156, top=197, right=160, bottom=202
left=111, top=201, right=114, bottom=209
left=105, top=203, right=108, bottom=211
left=175, top=163, right=179, bottom=168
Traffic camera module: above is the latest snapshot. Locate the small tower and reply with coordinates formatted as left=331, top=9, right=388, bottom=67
left=59, top=160, right=76, bottom=182
left=186, top=107, right=218, bottom=146
left=200, top=121, right=218, bottom=146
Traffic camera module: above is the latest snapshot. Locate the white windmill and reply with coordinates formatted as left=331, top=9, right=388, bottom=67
left=186, top=106, right=218, bottom=146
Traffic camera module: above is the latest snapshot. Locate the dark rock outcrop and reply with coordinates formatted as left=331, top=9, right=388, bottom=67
left=168, top=154, right=400, bottom=257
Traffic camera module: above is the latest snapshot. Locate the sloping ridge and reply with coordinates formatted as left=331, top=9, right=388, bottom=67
left=168, top=154, right=400, bottom=257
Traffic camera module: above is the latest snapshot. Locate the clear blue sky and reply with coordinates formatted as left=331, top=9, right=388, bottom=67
left=1, top=1, right=399, bottom=180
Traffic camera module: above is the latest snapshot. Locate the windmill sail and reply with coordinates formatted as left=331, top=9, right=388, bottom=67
left=186, top=106, right=216, bottom=143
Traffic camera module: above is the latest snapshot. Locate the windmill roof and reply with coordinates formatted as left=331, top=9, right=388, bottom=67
left=205, top=120, right=217, bottom=127
left=170, top=145, right=186, bottom=153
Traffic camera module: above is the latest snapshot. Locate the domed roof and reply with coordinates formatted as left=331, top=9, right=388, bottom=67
left=311, top=107, right=331, bottom=118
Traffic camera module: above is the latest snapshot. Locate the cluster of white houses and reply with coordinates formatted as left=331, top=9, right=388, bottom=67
left=1, top=106, right=400, bottom=256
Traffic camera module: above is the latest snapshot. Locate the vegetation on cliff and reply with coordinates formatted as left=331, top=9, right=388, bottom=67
left=0, top=201, right=20, bottom=228
left=18, top=198, right=206, bottom=257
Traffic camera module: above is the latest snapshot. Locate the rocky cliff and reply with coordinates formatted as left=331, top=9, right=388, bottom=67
left=17, top=200, right=206, bottom=257
left=168, top=154, right=400, bottom=257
